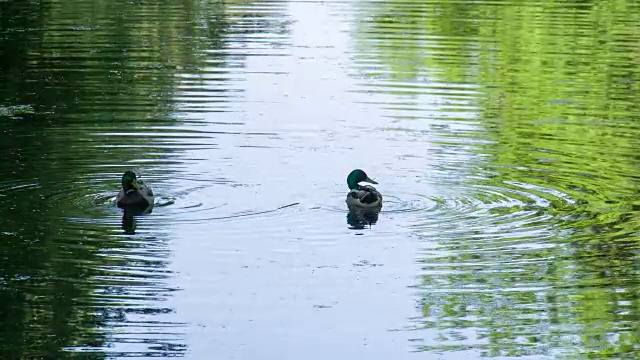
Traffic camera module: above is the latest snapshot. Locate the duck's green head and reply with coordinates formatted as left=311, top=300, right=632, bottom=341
left=121, top=171, right=140, bottom=191
left=347, top=169, right=378, bottom=190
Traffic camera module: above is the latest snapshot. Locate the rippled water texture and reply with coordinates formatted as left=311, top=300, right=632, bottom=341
left=2, top=0, right=640, bottom=358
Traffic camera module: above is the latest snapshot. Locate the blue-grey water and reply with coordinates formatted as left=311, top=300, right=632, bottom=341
left=2, top=0, right=640, bottom=359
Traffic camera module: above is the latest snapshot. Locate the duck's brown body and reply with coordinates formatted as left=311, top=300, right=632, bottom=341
left=116, top=172, right=154, bottom=209
left=346, top=185, right=382, bottom=209
left=116, top=185, right=153, bottom=208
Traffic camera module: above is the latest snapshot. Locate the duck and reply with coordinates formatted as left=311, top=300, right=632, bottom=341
left=345, top=169, right=382, bottom=209
left=116, top=171, right=154, bottom=209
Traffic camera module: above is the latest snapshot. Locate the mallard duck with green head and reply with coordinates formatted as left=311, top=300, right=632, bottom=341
left=116, top=171, right=154, bottom=209
left=346, top=169, right=382, bottom=209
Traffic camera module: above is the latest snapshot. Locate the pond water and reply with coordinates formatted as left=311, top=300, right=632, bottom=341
left=2, top=0, right=640, bottom=358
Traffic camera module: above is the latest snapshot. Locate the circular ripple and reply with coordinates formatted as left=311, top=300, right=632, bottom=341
left=320, top=191, right=437, bottom=214
left=410, top=180, right=577, bottom=241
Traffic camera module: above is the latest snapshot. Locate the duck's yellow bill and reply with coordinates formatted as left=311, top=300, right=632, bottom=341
left=365, top=177, right=378, bottom=184
left=132, top=179, right=140, bottom=189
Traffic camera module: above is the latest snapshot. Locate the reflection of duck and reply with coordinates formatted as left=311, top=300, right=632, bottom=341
left=121, top=211, right=137, bottom=235
left=116, top=171, right=154, bottom=209
left=346, top=208, right=380, bottom=229
left=121, top=207, right=153, bottom=235
left=346, top=169, right=382, bottom=210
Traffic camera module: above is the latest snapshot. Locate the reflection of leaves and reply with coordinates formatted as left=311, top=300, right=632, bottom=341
left=355, top=0, right=640, bottom=357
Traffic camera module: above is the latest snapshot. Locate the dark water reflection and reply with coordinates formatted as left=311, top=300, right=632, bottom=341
left=0, top=0, right=289, bottom=357
left=2, top=0, right=640, bottom=358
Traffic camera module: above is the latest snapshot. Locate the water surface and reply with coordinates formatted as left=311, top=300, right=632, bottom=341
left=1, top=0, right=640, bottom=358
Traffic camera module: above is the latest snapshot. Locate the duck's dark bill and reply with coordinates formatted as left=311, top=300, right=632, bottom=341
left=365, top=177, right=378, bottom=184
